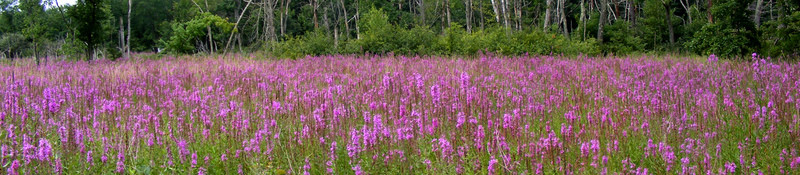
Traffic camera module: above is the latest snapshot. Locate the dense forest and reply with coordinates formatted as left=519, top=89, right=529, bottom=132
left=0, top=0, right=798, bottom=61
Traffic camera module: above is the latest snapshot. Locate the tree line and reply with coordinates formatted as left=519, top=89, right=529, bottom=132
left=0, top=0, right=798, bottom=62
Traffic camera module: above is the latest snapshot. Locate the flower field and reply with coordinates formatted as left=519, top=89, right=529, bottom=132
left=1, top=54, right=800, bottom=174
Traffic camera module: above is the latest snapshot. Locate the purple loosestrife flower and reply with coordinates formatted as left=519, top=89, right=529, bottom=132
left=725, top=162, right=737, bottom=173
left=488, top=157, right=498, bottom=175
left=475, top=125, right=485, bottom=150
left=116, top=150, right=126, bottom=173
left=191, top=152, right=198, bottom=168
left=791, top=157, right=800, bottom=169
left=37, top=138, right=52, bottom=161
left=8, top=160, right=19, bottom=175
left=708, top=54, right=718, bottom=63
left=347, top=129, right=361, bottom=158
left=435, top=135, right=453, bottom=159
left=456, top=112, right=465, bottom=129
left=353, top=164, right=364, bottom=175
left=303, top=157, right=311, bottom=175
left=327, top=141, right=337, bottom=174
left=431, top=85, right=441, bottom=107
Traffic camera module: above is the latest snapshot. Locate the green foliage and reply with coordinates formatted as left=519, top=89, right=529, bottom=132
left=165, top=12, right=235, bottom=54
left=640, top=0, right=669, bottom=50
left=686, top=0, right=759, bottom=58
left=20, top=0, right=46, bottom=43
left=0, top=33, right=26, bottom=58
left=69, top=0, right=113, bottom=59
left=357, top=8, right=395, bottom=54
left=449, top=27, right=600, bottom=56
left=760, top=11, right=800, bottom=58
left=601, top=21, right=644, bottom=55
left=685, top=23, right=752, bottom=57
left=268, top=30, right=335, bottom=59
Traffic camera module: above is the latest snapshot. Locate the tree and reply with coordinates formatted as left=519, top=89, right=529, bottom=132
left=70, top=0, right=111, bottom=60
left=126, top=0, right=130, bottom=58
left=0, top=33, right=26, bottom=59
left=686, top=0, right=758, bottom=57
left=598, top=0, right=608, bottom=43
left=165, top=12, right=235, bottom=53
left=20, top=0, right=45, bottom=65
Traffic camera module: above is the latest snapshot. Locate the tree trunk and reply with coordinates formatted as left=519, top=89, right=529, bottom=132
left=479, top=0, right=484, bottom=30
left=282, top=0, right=292, bottom=37
left=441, top=1, right=446, bottom=31
left=707, top=0, right=713, bottom=23
left=597, top=0, right=607, bottom=43
left=629, top=0, right=636, bottom=26
left=355, top=0, right=360, bottom=39
left=665, top=1, right=674, bottom=47
left=311, top=0, right=318, bottom=29
left=127, top=0, right=131, bottom=58
left=544, top=0, right=553, bottom=31
left=502, top=0, right=510, bottom=29
left=679, top=0, right=691, bottom=24
left=119, top=17, right=125, bottom=51
left=208, top=26, right=214, bottom=53
left=418, top=0, right=426, bottom=25
left=754, top=0, right=763, bottom=27
left=490, top=0, right=501, bottom=23
left=224, top=0, right=252, bottom=55
left=560, top=0, right=569, bottom=38
left=446, top=0, right=452, bottom=27
left=265, top=0, right=277, bottom=44
left=340, top=0, right=350, bottom=37
left=465, top=0, right=472, bottom=33
left=515, top=0, right=522, bottom=30
left=581, top=0, right=586, bottom=40
left=34, top=42, right=39, bottom=66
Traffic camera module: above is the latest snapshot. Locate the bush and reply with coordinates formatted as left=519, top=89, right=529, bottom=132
left=165, top=12, right=235, bottom=54
left=685, top=0, right=759, bottom=58
left=760, top=11, right=800, bottom=58
left=601, top=21, right=644, bottom=55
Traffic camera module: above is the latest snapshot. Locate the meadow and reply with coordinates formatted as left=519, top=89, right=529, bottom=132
left=1, top=54, right=799, bottom=174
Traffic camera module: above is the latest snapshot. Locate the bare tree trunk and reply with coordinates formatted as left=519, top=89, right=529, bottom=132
left=34, top=42, right=39, bottom=65
left=490, top=0, right=501, bottom=23
left=754, top=0, right=763, bottom=27
left=265, top=0, right=277, bottom=45
left=418, top=0, right=426, bottom=25
left=311, top=0, right=319, bottom=29
left=441, top=0, right=446, bottom=31
left=323, top=1, right=330, bottom=32
left=355, top=0, right=361, bottom=39
left=446, top=0, right=452, bottom=27
left=119, top=17, right=125, bottom=51
left=544, top=0, right=553, bottom=31
left=127, top=0, right=131, bottom=58
left=560, top=0, right=569, bottom=38
left=515, top=0, right=523, bottom=30
left=679, top=0, right=691, bottom=24
left=224, top=0, right=252, bottom=55
left=597, top=0, right=607, bottom=43
left=479, top=0, right=484, bottom=30
left=465, top=0, right=472, bottom=33
left=501, top=0, right=510, bottom=29
left=208, top=26, right=214, bottom=53
left=581, top=0, right=586, bottom=40
left=340, top=0, right=349, bottom=37
left=629, top=0, right=637, bottom=26
left=664, top=1, right=674, bottom=47
left=707, top=0, right=713, bottom=23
